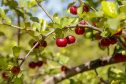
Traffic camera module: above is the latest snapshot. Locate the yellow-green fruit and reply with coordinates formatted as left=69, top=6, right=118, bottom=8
left=84, top=31, right=93, bottom=39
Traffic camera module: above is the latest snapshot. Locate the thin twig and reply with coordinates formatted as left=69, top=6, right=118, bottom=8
left=112, top=44, right=117, bottom=56
left=107, top=47, right=109, bottom=56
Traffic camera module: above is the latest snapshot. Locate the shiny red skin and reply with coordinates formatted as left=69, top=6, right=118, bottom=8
left=70, top=6, right=78, bottom=15
left=29, top=62, right=36, bottom=69
left=100, top=38, right=110, bottom=47
left=11, top=66, right=20, bottom=75
left=80, top=21, right=86, bottom=25
left=94, top=33, right=102, bottom=40
left=2, top=72, right=8, bottom=79
left=41, top=41, right=47, bottom=48
left=75, top=27, right=85, bottom=35
left=124, top=35, right=126, bottom=41
left=36, top=61, right=43, bottom=67
left=94, top=22, right=97, bottom=26
left=114, top=53, right=123, bottom=62
left=66, top=35, right=75, bottom=44
left=123, top=55, right=126, bottom=61
left=109, top=37, right=117, bottom=45
left=56, top=38, right=67, bottom=47
left=33, top=41, right=40, bottom=49
left=113, top=29, right=122, bottom=36
left=61, top=66, right=68, bottom=71
left=83, top=5, right=89, bottom=13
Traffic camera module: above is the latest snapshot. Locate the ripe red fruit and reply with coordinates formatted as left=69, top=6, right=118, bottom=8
left=83, top=5, right=89, bottom=13
left=56, top=38, right=67, bottom=47
left=70, top=66, right=74, bottom=69
left=11, top=66, right=20, bottom=75
left=80, top=21, right=86, bottom=25
left=100, top=38, right=110, bottom=47
left=94, top=22, right=97, bottom=26
left=36, top=61, right=43, bottom=67
left=2, top=72, right=9, bottom=79
left=33, top=41, right=40, bottom=49
left=124, top=35, right=126, bottom=41
left=75, top=27, right=85, bottom=35
left=29, top=62, right=36, bottom=69
left=61, top=66, right=68, bottom=71
left=113, top=29, right=122, bottom=36
left=123, top=55, right=126, bottom=61
left=109, top=37, right=117, bottom=45
left=114, top=53, right=123, bottom=62
left=41, top=41, right=47, bottom=48
left=66, top=35, right=75, bottom=44
left=70, top=6, right=78, bottom=15
left=94, top=33, right=102, bottom=40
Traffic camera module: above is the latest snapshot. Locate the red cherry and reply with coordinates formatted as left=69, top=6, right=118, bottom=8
left=83, top=5, right=89, bottom=13
left=61, top=66, right=68, bottom=71
left=2, top=72, right=9, bottom=79
left=113, top=29, right=122, bottom=36
left=41, top=41, right=47, bottom=48
left=109, top=37, right=117, bottom=45
left=114, top=53, right=123, bottom=62
left=123, top=55, right=126, bottom=61
left=33, top=41, right=40, bottom=49
left=100, top=38, right=110, bottom=47
left=70, top=66, right=74, bottom=69
left=80, top=21, right=86, bottom=25
left=75, top=27, right=85, bottom=35
left=66, top=35, right=75, bottom=44
left=29, top=62, right=36, bottom=69
left=70, top=6, right=78, bottom=15
left=56, top=38, right=67, bottom=47
left=11, top=66, right=20, bottom=75
left=94, top=22, right=97, bottom=26
left=94, top=33, right=102, bottom=40
left=36, top=61, right=43, bottom=67
left=124, top=35, right=126, bottom=41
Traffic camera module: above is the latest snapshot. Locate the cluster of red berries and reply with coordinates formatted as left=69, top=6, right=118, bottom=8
left=70, top=5, right=89, bottom=15
left=2, top=72, right=9, bottom=79
left=29, top=61, right=43, bottom=69
left=56, top=35, right=76, bottom=47
left=114, top=53, right=126, bottom=62
left=33, top=41, right=47, bottom=49
left=61, top=66, right=73, bottom=71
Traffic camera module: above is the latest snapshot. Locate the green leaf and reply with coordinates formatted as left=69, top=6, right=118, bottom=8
left=30, top=17, right=39, bottom=23
left=0, top=32, right=5, bottom=36
left=53, top=13, right=61, bottom=25
left=25, top=22, right=31, bottom=29
left=67, top=1, right=77, bottom=10
left=100, top=30, right=110, bottom=38
left=19, top=0, right=27, bottom=8
left=54, top=28, right=62, bottom=34
left=9, top=0, right=18, bottom=9
left=27, top=30, right=39, bottom=40
left=77, top=6, right=83, bottom=15
left=14, top=78, right=22, bottom=84
left=120, top=5, right=126, bottom=14
left=15, top=8, right=24, bottom=18
left=28, top=1, right=37, bottom=8
left=2, top=19, right=11, bottom=25
left=71, top=18, right=79, bottom=25
left=101, top=1, right=118, bottom=18
left=0, top=57, right=8, bottom=68
left=60, top=17, right=68, bottom=28
left=12, top=46, right=22, bottom=58
left=0, top=8, right=5, bottom=18
left=39, top=19, right=47, bottom=31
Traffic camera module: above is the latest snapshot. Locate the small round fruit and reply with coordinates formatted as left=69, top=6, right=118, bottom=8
left=70, top=6, right=78, bottom=15
left=94, top=33, right=102, bottom=40
left=56, top=38, right=67, bottom=47
left=84, top=31, right=93, bottom=39
left=66, top=35, right=75, bottom=44
left=36, top=61, right=43, bottom=67
left=83, top=5, right=89, bottom=13
left=80, top=21, right=86, bottom=25
left=11, top=66, right=20, bottom=75
left=41, top=41, right=47, bottom=48
left=2, top=72, right=8, bottom=79
left=98, top=42, right=106, bottom=50
left=100, top=38, right=110, bottom=47
left=75, top=27, right=85, bottom=35
left=61, top=66, right=68, bottom=71
left=113, top=29, right=122, bottom=36
left=114, top=53, right=123, bottom=62
left=29, top=62, right=36, bottom=69
left=33, top=41, right=40, bottom=49
left=109, top=37, right=117, bottom=45
left=94, top=22, right=97, bottom=26
left=124, top=35, right=126, bottom=41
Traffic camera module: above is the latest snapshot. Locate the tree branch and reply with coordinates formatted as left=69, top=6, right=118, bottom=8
left=42, top=55, right=122, bottom=84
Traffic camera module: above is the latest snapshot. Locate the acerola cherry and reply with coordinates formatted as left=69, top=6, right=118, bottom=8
left=94, top=33, right=102, bottom=40
left=33, top=41, right=40, bottom=49
left=61, top=66, right=68, bottom=71
left=123, top=55, right=126, bottom=62
left=80, top=21, right=86, bottom=25
left=124, top=35, right=126, bottom=41
left=109, top=37, right=117, bottom=45
left=41, top=41, right=47, bottom=48
left=56, top=38, right=67, bottom=47
left=29, top=62, right=36, bottom=69
left=94, top=22, right=97, bottom=26
left=66, top=35, right=75, bottom=44
left=83, top=5, right=89, bottom=13
left=2, top=72, right=9, bottom=79
left=100, top=38, right=110, bottom=47
left=36, top=61, right=43, bottom=67
left=11, top=66, right=20, bottom=75
left=75, top=27, right=85, bottom=35
left=113, top=29, right=122, bottom=36
left=114, top=53, right=123, bottom=62
left=70, top=6, right=78, bottom=15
